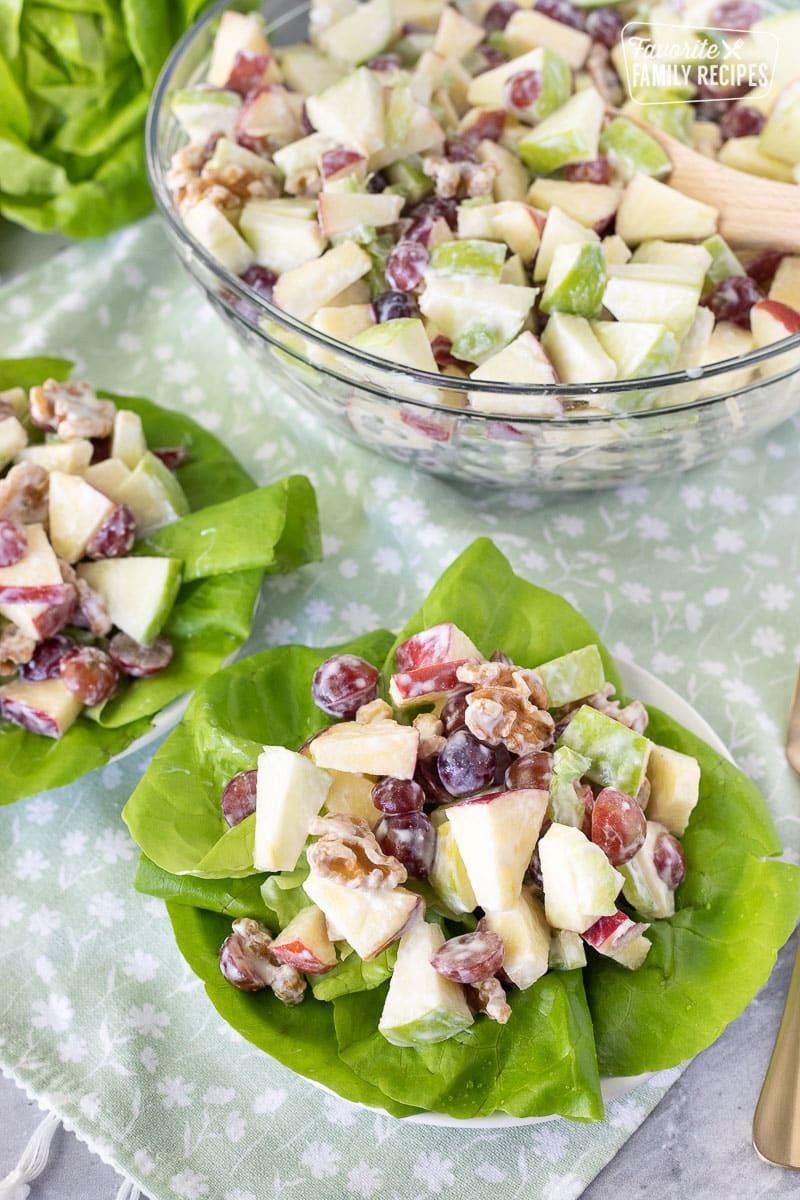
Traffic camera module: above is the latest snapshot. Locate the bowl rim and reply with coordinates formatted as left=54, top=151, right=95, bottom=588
left=145, top=0, right=800, bottom=426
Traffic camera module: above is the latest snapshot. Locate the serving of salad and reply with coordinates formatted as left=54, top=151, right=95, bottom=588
left=124, top=540, right=800, bottom=1121
left=0, top=358, right=320, bottom=804
left=162, top=0, right=800, bottom=416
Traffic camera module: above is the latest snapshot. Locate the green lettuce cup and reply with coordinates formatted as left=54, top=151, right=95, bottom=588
left=0, top=357, right=320, bottom=803
left=125, top=540, right=800, bottom=1120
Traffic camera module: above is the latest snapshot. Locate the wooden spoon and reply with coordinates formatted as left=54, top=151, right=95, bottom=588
left=610, top=108, right=800, bottom=253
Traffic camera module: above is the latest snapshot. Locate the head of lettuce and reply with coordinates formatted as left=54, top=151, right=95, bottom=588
left=0, top=0, right=211, bottom=237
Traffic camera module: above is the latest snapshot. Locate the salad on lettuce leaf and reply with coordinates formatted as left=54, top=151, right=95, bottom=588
left=0, top=357, right=320, bottom=803
left=125, top=540, right=800, bottom=1120
left=0, top=0, right=215, bottom=237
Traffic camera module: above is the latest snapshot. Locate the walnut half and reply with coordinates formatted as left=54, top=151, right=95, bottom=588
left=307, top=813, right=407, bottom=890
left=465, top=686, right=555, bottom=756
left=219, top=917, right=306, bottom=1005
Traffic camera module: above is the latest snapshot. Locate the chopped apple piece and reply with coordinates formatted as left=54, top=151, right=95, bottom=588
left=557, top=704, right=651, bottom=796
left=48, top=472, right=116, bottom=564
left=208, top=11, right=271, bottom=87
left=467, top=48, right=570, bottom=118
left=0, top=525, right=65, bottom=641
left=171, top=89, right=242, bottom=140
left=236, top=86, right=304, bottom=149
left=430, top=820, right=477, bottom=914
left=598, top=117, right=671, bottom=181
left=540, top=242, right=606, bottom=318
left=428, top=239, right=507, bottom=282
left=253, top=746, right=332, bottom=872
left=317, top=191, right=404, bottom=238
left=0, top=387, right=26, bottom=418
left=616, top=174, right=718, bottom=244
left=539, top=823, right=624, bottom=933
left=458, top=201, right=542, bottom=264
left=549, top=928, right=586, bottom=970
left=323, top=771, right=380, bottom=828
left=316, top=0, right=398, bottom=66
left=759, top=82, right=800, bottom=165
left=0, top=416, right=28, bottom=470
left=770, top=258, right=800, bottom=313
left=278, top=43, right=342, bottom=96
left=469, top=332, right=561, bottom=416
left=533, top=206, right=597, bottom=282
left=184, top=200, right=254, bottom=276
left=602, top=235, right=631, bottom=267
left=303, top=872, right=421, bottom=960
left=17, top=439, right=93, bottom=474
left=420, top=279, right=537, bottom=364
left=447, top=788, right=549, bottom=912
left=645, top=743, right=700, bottom=836
left=273, top=242, right=372, bottom=322
left=632, top=241, right=712, bottom=285
left=717, top=136, right=795, bottom=183
left=271, top=905, right=337, bottom=973
left=82, top=458, right=131, bottom=503
left=0, top=677, right=82, bottom=739
left=309, top=719, right=419, bottom=779
left=504, top=8, right=591, bottom=69
left=379, top=915, right=474, bottom=1046
left=306, top=68, right=385, bottom=156
left=110, top=410, right=146, bottom=470
left=620, top=820, right=676, bottom=920
left=527, top=179, right=621, bottom=233
left=540, top=313, right=616, bottom=384
left=603, top=264, right=703, bottom=339
left=582, top=910, right=651, bottom=968
left=477, top=140, right=529, bottom=203
left=396, top=623, right=481, bottom=670
left=77, top=557, right=182, bottom=647
left=350, top=318, right=439, bottom=374
left=592, top=321, right=678, bottom=381
left=117, top=451, right=190, bottom=535
left=240, top=201, right=327, bottom=274
left=432, top=5, right=483, bottom=59
left=537, top=644, right=605, bottom=708
left=390, top=660, right=470, bottom=709
left=484, top=890, right=550, bottom=990
left=518, top=87, right=605, bottom=174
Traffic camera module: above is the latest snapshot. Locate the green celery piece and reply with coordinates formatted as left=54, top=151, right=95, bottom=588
left=311, top=945, right=398, bottom=1002
left=538, top=644, right=606, bottom=707
left=557, top=703, right=650, bottom=795
left=549, top=745, right=591, bottom=826
left=122, top=632, right=396, bottom=876
left=334, top=970, right=603, bottom=1120
left=702, top=234, right=745, bottom=296
left=168, top=903, right=419, bottom=1118
left=134, top=854, right=273, bottom=922
left=386, top=157, right=433, bottom=205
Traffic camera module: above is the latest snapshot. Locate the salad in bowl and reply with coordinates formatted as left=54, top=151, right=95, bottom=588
left=0, top=357, right=320, bottom=804
left=161, top=0, right=800, bottom=418
left=124, top=540, right=800, bottom=1121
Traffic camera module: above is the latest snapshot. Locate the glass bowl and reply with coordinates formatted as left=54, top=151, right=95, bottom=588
left=146, top=0, right=800, bottom=491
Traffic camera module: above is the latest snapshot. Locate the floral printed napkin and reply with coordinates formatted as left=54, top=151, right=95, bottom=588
left=0, top=218, right=798, bottom=1200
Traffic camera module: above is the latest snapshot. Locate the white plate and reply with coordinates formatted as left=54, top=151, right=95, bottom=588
left=314, top=658, right=733, bottom=1128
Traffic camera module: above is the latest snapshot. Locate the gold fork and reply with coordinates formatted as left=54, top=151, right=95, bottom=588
left=752, top=669, right=800, bottom=1168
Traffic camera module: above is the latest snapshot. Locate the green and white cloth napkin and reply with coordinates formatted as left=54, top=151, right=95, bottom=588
left=0, top=218, right=798, bottom=1200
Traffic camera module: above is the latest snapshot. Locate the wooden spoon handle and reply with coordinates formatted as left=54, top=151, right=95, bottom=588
left=608, top=108, right=800, bottom=253
left=753, top=937, right=800, bottom=1168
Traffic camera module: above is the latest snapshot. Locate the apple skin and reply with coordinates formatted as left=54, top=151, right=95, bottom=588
left=447, top=787, right=549, bottom=912
left=395, top=622, right=481, bottom=671
left=271, top=905, right=337, bottom=974
left=582, top=910, right=647, bottom=952
left=751, top=299, right=800, bottom=341
left=0, top=677, right=82, bottom=739
left=389, top=659, right=469, bottom=708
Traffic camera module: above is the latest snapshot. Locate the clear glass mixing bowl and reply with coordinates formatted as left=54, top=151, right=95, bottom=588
left=146, top=0, right=800, bottom=491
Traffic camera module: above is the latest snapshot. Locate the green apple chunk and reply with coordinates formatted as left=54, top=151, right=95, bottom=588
left=318, top=192, right=403, bottom=239
left=548, top=928, right=586, bottom=971
left=378, top=916, right=474, bottom=1047
left=432, top=5, right=484, bottom=60
left=620, top=820, right=676, bottom=920
left=77, top=557, right=183, bottom=647
left=549, top=746, right=591, bottom=827
left=533, top=206, right=597, bottom=282
left=557, top=704, right=651, bottom=796
left=592, top=321, right=678, bottom=381
left=273, top=242, right=372, bottom=321
left=117, top=451, right=190, bottom=536
left=419, top=279, right=537, bottom=364
left=323, top=770, right=380, bottom=828
left=632, top=241, right=712, bottom=287
left=171, top=88, right=242, bottom=140
left=759, top=83, right=800, bottom=166
left=306, top=68, right=385, bottom=157
left=0, top=525, right=63, bottom=641
left=645, top=743, right=700, bottom=835
left=616, top=174, right=718, bottom=244
left=240, top=201, right=328, bottom=274
left=469, top=332, right=559, bottom=416
left=278, top=44, right=342, bottom=96
left=702, top=234, right=745, bottom=294
left=718, top=136, right=796, bottom=183
left=0, top=677, right=82, bottom=739
left=518, top=87, right=605, bottom=174
left=540, top=242, right=606, bottom=318
left=316, top=0, right=398, bottom=66
left=504, top=8, right=591, bottom=69
left=477, top=141, right=530, bottom=202
left=598, top=117, right=671, bottom=182
left=82, top=458, right=131, bottom=504
left=541, top=313, right=616, bottom=383
left=208, top=10, right=271, bottom=87
left=273, top=133, right=335, bottom=182
left=184, top=200, right=254, bottom=277
left=538, top=644, right=605, bottom=708
left=207, top=136, right=279, bottom=182
left=110, top=409, right=146, bottom=470
left=310, top=304, right=375, bottom=366
left=603, top=264, right=703, bottom=339
left=484, top=890, right=550, bottom=990
left=309, top=719, right=419, bottom=779
left=609, top=932, right=651, bottom=969
left=48, top=472, right=116, bottom=564
left=428, top=239, right=507, bottom=281
left=447, top=787, right=549, bottom=912
left=770, top=258, right=800, bottom=312
left=467, top=48, right=570, bottom=120
left=430, top=820, right=477, bottom=914
left=303, top=872, right=421, bottom=960
left=350, top=318, right=438, bottom=373
left=458, top=201, right=542, bottom=264
left=0, top=416, right=27, bottom=470
left=253, top=746, right=332, bottom=872
left=18, top=439, right=93, bottom=474
left=527, top=179, right=621, bottom=233
left=602, top=235, right=631, bottom=267
left=539, top=823, right=623, bottom=933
